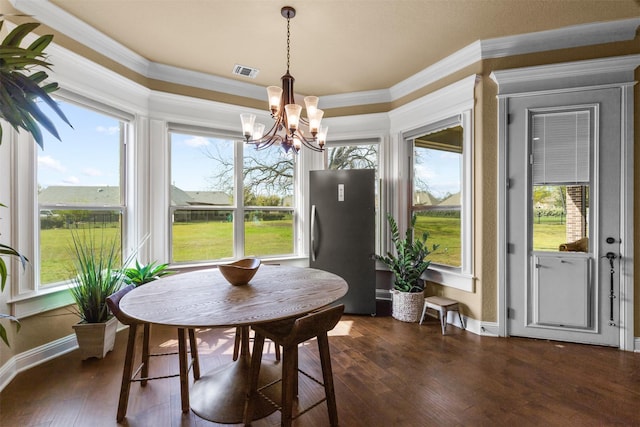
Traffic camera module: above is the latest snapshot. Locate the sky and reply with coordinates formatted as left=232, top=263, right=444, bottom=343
left=414, top=148, right=461, bottom=198
left=38, top=101, right=120, bottom=189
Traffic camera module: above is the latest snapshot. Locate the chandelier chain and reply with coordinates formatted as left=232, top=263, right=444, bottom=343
left=286, top=16, right=291, bottom=73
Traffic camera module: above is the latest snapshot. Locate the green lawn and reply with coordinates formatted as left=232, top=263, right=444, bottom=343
left=414, top=216, right=461, bottom=267
left=40, top=227, right=122, bottom=285
left=38, top=216, right=571, bottom=284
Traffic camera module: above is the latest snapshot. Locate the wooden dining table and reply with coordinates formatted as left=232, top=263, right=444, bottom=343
left=119, top=264, right=348, bottom=424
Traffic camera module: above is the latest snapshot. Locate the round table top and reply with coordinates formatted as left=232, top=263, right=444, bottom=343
left=119, top=265, right=348, bottom=328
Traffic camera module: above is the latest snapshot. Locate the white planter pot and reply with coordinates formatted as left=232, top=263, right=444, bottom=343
left=72, top=316, right=118, bottom=360
left=391, top=290, right=425, bottom=323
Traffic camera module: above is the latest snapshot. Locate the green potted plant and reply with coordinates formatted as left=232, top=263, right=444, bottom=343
left=123, top=260, right=173, bottom=286
left=375, top=213, right=438, bottom=322
left=68, top=229, right=128, bottom=359
left=0, top=20, right=71, bottom=346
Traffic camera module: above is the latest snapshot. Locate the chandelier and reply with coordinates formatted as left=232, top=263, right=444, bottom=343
left=240, top=6, right=327, bottom=154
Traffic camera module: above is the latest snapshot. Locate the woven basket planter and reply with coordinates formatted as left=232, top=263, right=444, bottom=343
left=391, top=289, right=425, bottom=322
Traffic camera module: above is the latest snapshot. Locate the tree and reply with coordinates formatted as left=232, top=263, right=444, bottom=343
left=327, top=145, right=376, bottom=170
left=0, top=20, right=71, bottom=346
left=205, top=144, right=377, bottom=208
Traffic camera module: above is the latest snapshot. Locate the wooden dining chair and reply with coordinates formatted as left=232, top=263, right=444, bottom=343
left=243, top=304, right=344, bottom=427
left=106, top=285, right=200, bottom=422
left=233, top=325, right=281, bottom=361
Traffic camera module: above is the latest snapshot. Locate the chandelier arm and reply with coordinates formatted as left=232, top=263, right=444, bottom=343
left=292, top=130, right=324, bottom=152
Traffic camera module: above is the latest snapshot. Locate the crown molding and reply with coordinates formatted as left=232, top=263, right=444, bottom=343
left=491, top=54, right=640, bottom=96
left=11, top=0, right=150, bottom=76
left=481, top=18, right=640, bottom=59
left=10, top=1, right=640, bottom=109
left=389, top=41, right=482, bottom=101
left=147, top=62, right=266, bottom=101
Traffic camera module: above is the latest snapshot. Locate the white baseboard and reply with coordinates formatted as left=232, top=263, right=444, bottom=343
left=0, top=323, right=128, bottom=392
left=0, top=333, right=78, bottom=391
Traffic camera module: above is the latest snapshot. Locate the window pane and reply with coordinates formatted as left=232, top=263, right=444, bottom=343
left=244, top=210, right=294, bottom=257
left=39, top=209, right=122, bottom=285
left=414, top=210, right=461, bottom=267
left=413, top=126, right=462, bottom=268
left=37, top=100, right=124, bottom=287
left=171, top=132, right=234, bottom=205
left=37, top=101, right=122, bottom=204
left=532, top=185, right=590, bottom=252
left=327, top=145, right=378, bottom=171
left=171, top=209, right=234, bottom=262
left=243, top=147, right=293, bottom=207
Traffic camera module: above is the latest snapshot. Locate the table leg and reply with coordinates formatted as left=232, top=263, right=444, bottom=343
left=177, top=328, right=190, bottom=413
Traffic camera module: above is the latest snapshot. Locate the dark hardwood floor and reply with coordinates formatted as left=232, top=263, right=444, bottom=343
left=2, top=313, right=640, bottom=426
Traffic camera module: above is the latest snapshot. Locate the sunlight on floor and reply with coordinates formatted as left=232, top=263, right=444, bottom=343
left=156, top=321, right=353, bottom=356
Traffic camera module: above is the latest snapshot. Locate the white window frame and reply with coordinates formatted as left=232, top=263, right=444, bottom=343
left=167, top=124, right=297, bottom=264
left=389, top=75, right=478, bottom=292
left=8, top=92, right=134, bottom=318
left=405, top=111, right=474, bottom=292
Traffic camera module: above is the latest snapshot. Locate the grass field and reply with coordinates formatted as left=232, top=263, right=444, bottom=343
left=39, top=216, right=570, bottom=284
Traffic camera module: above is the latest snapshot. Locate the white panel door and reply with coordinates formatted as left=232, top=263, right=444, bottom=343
left=506, top=87, right=621, bottom=346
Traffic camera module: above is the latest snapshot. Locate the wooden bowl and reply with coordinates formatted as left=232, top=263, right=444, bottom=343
left=218, top=258, right=261, bottom=286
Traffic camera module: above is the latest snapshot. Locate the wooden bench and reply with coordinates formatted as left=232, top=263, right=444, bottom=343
left=420, top=296, right=465, bottom=335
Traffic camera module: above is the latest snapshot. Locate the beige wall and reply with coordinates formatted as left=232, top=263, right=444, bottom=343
left=1, top=28, right=639, bottom=368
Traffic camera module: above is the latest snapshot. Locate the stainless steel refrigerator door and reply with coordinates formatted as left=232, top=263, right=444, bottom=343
left=309, top=169, right=376, bottom=315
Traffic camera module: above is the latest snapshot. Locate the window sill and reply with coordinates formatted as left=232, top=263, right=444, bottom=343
left=424, top=266, right=475, bottom=292
left=9, top=284, right=76, bottom=319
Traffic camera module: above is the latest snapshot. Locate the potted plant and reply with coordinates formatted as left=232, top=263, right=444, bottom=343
left=123, top=260, right=173, bottom=286
left=0, top=20, right=71, bottom=346
left=375, top=213, right=438, bottom=322
left=68, top=229, right=128, bottom=359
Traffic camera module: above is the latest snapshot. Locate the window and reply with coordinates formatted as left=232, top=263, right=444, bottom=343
left=38, top=98, right=127, bottom=286
left=169, top=127, right=295, bottom=263
left=406, top=111, right=473, bottom=291
left=412, top=125, right=463, bottom=267
left=531, top=110, right=591, bottom=253
left=243, top=147, right=295, bottom=258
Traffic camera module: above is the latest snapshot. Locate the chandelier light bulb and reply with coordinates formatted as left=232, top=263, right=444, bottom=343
left=308, top=109, right=324, bottom=135
left=317, top=125, right=329, bottom=147
left=304, top=96, right=319, bottom=116
left=285, top=104, right=302, bottom=132
left=240, top=114, right=256, bottom=139
left=267, top=86, right=283, bottom=115
left=253, top=123, right=265, bottom=139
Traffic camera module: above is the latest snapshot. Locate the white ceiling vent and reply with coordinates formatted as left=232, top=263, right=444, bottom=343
left=232, top=64, right=259, bottom=79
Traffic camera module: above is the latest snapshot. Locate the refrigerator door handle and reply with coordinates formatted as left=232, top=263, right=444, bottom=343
left=311, top=204, right=317, bottom=262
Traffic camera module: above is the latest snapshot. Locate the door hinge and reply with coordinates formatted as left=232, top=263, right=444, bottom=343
left=507, top=243, right=515, bottom=254
left=529, top=154, right=534, bottom=165
left=507, top=307, right=515, bottom=319
left=507, top=113, right=512, bottom=124
left=506, top=178, right=511, bottom=189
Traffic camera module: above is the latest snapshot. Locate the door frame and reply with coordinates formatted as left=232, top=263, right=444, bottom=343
left=491, top=54, right=639, bottom=351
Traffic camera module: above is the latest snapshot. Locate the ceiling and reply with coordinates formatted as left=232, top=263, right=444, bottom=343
left=6, top=0, right=640, bottom=97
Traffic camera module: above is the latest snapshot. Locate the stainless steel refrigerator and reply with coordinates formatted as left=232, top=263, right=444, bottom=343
left=309, top=169, right=376, bottom=315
